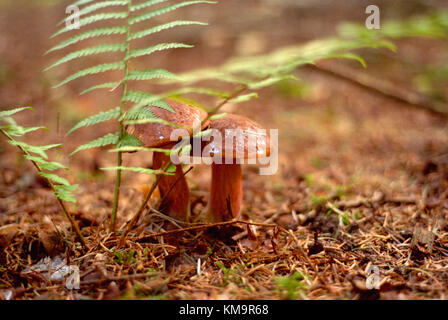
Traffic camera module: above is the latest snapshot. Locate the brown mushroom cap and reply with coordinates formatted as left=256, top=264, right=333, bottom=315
left=204, top=114, right=272, bottom=160
left=126, top=100, right=209, bottom=147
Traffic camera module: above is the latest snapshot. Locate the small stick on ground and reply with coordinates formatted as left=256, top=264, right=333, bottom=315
left=134, top=220, right=289, bottom=242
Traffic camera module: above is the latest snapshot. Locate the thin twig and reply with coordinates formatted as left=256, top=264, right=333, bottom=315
left=134, top=219, right=288, bottom=242
left=204, top=85, right=248, bottom=121
left=81, top=272, right=162, bottom=285
left=310, top=62, right=448, bottom=116
left=118, top=173, right=164, bottom=248
left=158, top=166, right=193, bottom=208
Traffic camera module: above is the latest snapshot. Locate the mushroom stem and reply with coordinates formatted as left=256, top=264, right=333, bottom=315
left=152, top=151, right=190, bottom=221
left=208, top=163, right=243, bottom=222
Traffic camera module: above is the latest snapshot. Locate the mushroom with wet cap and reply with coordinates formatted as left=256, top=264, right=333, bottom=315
left=126, top=100, right=209, bottom=221
left=201, top=113, right=273, bottom=222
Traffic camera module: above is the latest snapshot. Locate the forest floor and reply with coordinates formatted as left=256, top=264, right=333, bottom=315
left=1, top=0, right=448, bottom=300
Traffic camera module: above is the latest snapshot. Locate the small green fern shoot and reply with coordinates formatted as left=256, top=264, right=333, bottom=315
left=0, top=107, right=87, bottom=248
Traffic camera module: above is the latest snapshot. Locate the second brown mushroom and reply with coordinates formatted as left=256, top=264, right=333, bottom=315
left=200, top=114, right=273, bottom=222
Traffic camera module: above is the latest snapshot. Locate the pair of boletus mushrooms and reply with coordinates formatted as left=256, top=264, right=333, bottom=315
left=127, top=100, right=273, bottom=223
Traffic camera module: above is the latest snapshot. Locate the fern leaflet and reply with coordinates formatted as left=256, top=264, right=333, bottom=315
left=54, top=62, right=125, bottom=88
left=61, top=1, right=128, bottom=26
left=70, top=132, right=120, bottom=156
left=47, top=27, right=128, bottom=53
left=67, top=106, right=121, bottom=135
left=128, top=20, right=207, bottom=41
left=52, top=12, right=128, bottom=38
left=45, top=43, right=127, bottom=71
left=125, top=69, right=177, bottom=81
left=130, top=1, right=216, bottom=25
left=80, top=82, right=121, bottom=95
left=126, top=43, right=193, bottom=60
left=130, top=0, right=168, bottom=12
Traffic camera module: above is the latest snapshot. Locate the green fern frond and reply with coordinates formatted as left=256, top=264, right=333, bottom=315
left=38, top=172, right=71, bottom=186
left=52, top=12, right=128, bottom=38
left=54, top=62, right=125, bottom=88
left=47, top=27, right=128, bottom=53
left=122, top=90, right=174, bottom=112
left=169, top=38, right=394, bottom=85
left=121, top=107, right=156, bottom=121
left=1, top=107, right=83, bottom=238
left=130, top=1, right=216, bottom=25
left=2, top=124, right=46, bottom=137
left=45, top=43, right=127, bottom=71
left=130, top=0, right=168, bottom=12
left=67, top=106, right=121, bottom=136
left=8, top=141, right=61, bottom=159
left=80, top=82, right=121, bottom=95
left=125, top=69, right=177, bottom=81
left=126, top=43, right=193, bottom=60
left=128, top=20, right=207, bottom=41
left=0, top=114, right=46, bottom=137
left=60, top=0, right=128, bottom=26
left=0, top=107, right=33, bottom=118
left=116, top=132, right=144, bottom=147
left=70, top=132, right=120, bottom=156
left=100, top=166, right=166, bottom=175
left=53, top=184, right=79, bottom=203
left=25, top=155, right=68, bottom=171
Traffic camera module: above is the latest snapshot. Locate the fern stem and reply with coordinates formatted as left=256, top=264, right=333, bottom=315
left=0, top=129, right=88, bottom=250
left=110, top=0, right=133, bottom=232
